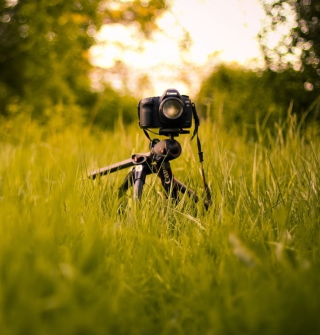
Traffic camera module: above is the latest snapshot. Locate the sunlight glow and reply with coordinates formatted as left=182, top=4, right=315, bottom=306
left=90, top=0, right=266, bottom=96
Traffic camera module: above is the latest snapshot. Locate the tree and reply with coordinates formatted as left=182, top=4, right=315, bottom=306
left=197, top=64, right=282, bottom=130
left=197, top=64, right=319, bottom=132
left=0, top=0, right=169, bottom=124
left=259, top=0, right=320, bottom=92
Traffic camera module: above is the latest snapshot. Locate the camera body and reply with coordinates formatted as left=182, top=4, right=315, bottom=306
left=138, top=88, right=193, bottom=130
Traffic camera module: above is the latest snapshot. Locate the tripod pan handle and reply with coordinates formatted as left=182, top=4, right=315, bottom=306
left=88, top=152, right=151, bottom=179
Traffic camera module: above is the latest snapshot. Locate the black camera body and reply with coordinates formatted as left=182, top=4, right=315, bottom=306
left=138, top=88, right=193, bottom=131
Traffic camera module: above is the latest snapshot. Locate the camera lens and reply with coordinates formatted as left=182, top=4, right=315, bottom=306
left=162, top=99, right=183, bottom=119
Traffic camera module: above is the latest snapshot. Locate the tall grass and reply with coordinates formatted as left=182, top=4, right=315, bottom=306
left=0, top=113, right=319, bottom=335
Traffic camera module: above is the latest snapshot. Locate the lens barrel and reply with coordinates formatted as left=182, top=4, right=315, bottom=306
left=160, top=98, right=184, bottom=121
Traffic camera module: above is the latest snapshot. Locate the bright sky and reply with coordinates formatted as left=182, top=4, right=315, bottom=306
left=90, top=0, right=266, bottom=96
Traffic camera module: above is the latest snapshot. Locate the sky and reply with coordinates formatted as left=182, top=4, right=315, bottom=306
left=90, top=0, right=266, bottom=97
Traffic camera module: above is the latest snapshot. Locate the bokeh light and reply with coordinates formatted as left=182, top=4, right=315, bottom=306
left=90, top=0, right=266, bottom=96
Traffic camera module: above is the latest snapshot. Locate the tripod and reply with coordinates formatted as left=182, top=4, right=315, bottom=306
left=88, top=133, right=199, bottom=205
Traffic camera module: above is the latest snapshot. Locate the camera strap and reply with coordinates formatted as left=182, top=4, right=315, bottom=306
left=143, top=128, right=152, bottom=142
left=191, top=103, right=212, bottom=209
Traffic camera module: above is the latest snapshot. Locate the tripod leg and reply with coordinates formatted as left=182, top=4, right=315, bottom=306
left=117, top=164, right=151, bottom=201
left=157, top=161, right=179, bottom=202
left=156, top=161, right=200, bottom=204
left=118, top=170, right=134, bottom=198
left=173, top=177, right=199, bottom=203
left=133, top=165, right=148, bottom=201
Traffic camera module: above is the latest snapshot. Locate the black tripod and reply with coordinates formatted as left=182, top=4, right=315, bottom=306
left=88, top=133, right=199, bottom=205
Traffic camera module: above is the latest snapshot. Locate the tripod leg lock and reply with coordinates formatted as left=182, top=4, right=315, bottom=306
left=132, top=154, right=148, bottom=165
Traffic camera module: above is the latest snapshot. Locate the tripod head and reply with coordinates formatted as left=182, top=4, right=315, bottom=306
left=158, top=127, right=190, bottom=137
left=150, top=138, right=182, bottom=162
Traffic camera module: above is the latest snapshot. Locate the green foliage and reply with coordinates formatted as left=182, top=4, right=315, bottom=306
left=87, top=86, right=138, bottom=130
left=0, top=0, right=169, bottom=125
left=259, top=0, right=320, bottom=91
left=197, top=64, right=320, bottom=131
left=0, top=112, right=320, bottom=334
left=261, top=68, right=320, bottom=116
left=198, top=65, right=275, bottom=127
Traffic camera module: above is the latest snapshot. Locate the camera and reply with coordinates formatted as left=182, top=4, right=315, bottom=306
left=138, top=88, right=193, bottom=131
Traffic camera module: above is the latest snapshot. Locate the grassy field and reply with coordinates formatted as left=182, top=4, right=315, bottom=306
left=0, top=113, right=320, bottom=335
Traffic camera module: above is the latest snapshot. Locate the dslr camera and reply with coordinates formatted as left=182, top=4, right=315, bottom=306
left=138, top=88, right=193, bottom=133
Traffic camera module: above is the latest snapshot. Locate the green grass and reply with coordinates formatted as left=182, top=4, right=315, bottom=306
left=0, top=114, right=320, bottom=335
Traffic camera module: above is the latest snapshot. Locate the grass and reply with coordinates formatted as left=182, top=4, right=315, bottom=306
left=0, top=113, right=320, bottom=335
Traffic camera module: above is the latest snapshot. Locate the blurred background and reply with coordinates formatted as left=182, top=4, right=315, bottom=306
left=1, top=0, right=320, bottom=131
